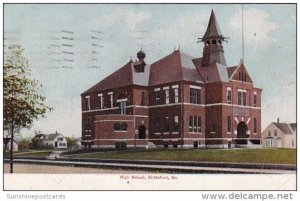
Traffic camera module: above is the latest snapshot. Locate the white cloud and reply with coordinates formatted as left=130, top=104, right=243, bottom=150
left=147, top=12, right=209, bottom=50
left=88, top=10, right=152, bottom=31
left=229, top=8, right=278, bottom=47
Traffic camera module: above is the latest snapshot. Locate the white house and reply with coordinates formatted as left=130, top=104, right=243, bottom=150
left=262, top=119, right=296, bottom=149
left=4, top=138, right=19, bottom=151
left=34, top=132, right=68, bottom=149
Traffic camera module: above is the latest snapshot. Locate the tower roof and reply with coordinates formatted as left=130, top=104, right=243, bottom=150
left=202, top=10, right=223, bottom=40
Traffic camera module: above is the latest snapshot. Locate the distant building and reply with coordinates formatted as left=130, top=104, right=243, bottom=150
left=81, top=10, right=262, bottom=149
left=262, top=118, right=296, bottom=148
left=3, top=138, right=18, bottom=151
left=33, top=132, right=68, bottom=149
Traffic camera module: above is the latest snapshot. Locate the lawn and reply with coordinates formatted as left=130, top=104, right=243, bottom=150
left=13, top=150, right=53, bottom=158
left=73, top=148, right=296, bottom=164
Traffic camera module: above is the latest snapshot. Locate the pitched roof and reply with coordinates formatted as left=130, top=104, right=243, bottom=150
left=82, top=62, right=133, bottom=94
left=149, top=50, right=204, bottom=86
left=273, top=123, right=295, bottom=134
left=227, top=66, right=238, bottom=77
left=45, top=133, right=60, bottom=140
left=290, top=123, right=297, bottom=132
left=82, top=61, right=151, bottom=95
left=202, top=10, right=223, bottom=39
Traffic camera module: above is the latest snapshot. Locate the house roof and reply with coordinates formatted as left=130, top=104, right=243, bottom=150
left=149, top=50, right=204, bottom=86
left=45, top=133, right=60, bottom=140
left=290, top=123, right=297, bottom=132
left=272, top=122, right=296, bottom=134
left=82, top=49, right=253, bottom=94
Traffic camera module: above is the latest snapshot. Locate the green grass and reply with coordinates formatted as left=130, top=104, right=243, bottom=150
left=74, top=148, right=296, bottom=164
left=13, top=150, right=52, bottom=157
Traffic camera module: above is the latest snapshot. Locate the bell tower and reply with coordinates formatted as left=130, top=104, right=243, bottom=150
left=200, top=10, right=227, bottom=67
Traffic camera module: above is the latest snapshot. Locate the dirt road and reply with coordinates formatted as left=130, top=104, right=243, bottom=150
left=4, top=163, right=150, bottom=174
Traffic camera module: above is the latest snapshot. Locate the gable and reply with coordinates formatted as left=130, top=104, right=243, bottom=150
left=230, top=63, right=253, bottom=83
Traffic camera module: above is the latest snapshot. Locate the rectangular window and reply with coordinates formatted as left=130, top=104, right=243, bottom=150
left=211, top=124, right=216, bottom=133
left=164, top=88, right=169, bottom=104
left=196, top=116, right=201, bottom=132
left=242, top=92, right=246, bottom=106
left=227, top=116, right=232, bottom=132
left=238, top=92, right=242, bottom=105
left=268, top=130, right=271, bottom=137
left=119, top=101, right=126, bottom=115
left=141, top=91, right=145, bottom=105
left=193, top=116, right=198, bottom=132
left=227, top=88, right=232, bottom=103
left=155, top=90, right=160, bottom=105
left=189, top=116, right=193, bottom=132
left=113, top=123, right=127, bottom=131
left=154, top=117, right=160, bottom=133
left=238, top=91, right=247, bottom=106
left=109, top=93, right=113, bottom=108
left=163, top=117, right=170, bottom=132
left=99, top=94, right=104, bottom=109
left=190, top=88, right=200, bottom=104
left=253, top=94, right=257, bottom=107
left=254, top=118, right=257, bottom=134
left=173, top=116, right=179, bottom=132
left=274, top=130, right=277, bottom=136
left=173, top=88, right=179, bottom=103
left=85, top=96, right=90, bottom=110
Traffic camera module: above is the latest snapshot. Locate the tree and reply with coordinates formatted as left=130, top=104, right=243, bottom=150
left=18, top=139, right=30, bottom=151
left=4, top=45, right=52, bottom=173
left=65, top=137, right=79, bottom=149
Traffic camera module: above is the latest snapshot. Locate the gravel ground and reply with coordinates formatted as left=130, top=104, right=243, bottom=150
left=4, top=163, right=150, bottom=174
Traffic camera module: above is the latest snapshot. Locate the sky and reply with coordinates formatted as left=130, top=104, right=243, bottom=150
left=3, top=4, right=296, bottom=138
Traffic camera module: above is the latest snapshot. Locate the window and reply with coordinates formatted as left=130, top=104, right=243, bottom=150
left=173, top=116, right=179, bottom=132
left=253, top=94, right=257, bottom=107
left=195, top=116, right=201, bottom=132
left=211, top=124, right=216, bottom=133
left=190, top=88, right=200, bottom=104
left=254, top=118, right=257, bottom=133
left=227, top=88, right=232, bottom=103
left=57, top=137, right=63, bottom=141
left=189, top=116, right=193, bottom=132
left=99, top=94, right=104, bottom=109
left=108, top=93, right=113, bottom=108
left=266, top=139, right=272, bottom=147
left=141, top=91, right=145, bottom=105
left=238, top=92, right=242, bottom=105
left=154, top=117, right=160, bottom=133
left=268, top=130, right=271, bottom=137
left=85, top=96, right=90, bottom=110
left=113, top=123, right=128, bottom=131
left=119, top=101, right=126, bottom=115
left=163, top=117, right=170, bottom=133
left=155, top=90, right=160, bottom=105
left=242, top=92, right=246, bottom=106
left=227, top=116, right=232, bottom=133
left=84, top=118, right=92, bottom=135
left=274, top=130, right=277, bottom=136
left=193, top=116, right=201, bottom=132
left=173, top=88, right=179, bottom=103
left=238, top=90, right=247, bottom=106
left=164, top=88, right=169, bottom=104
left=212, top=40, right=216, bottom=44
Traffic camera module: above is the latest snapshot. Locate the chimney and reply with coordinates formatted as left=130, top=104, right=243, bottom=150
left=55, top=131, right=58, bottom=134
left=277, top=118, right=279, bottom=123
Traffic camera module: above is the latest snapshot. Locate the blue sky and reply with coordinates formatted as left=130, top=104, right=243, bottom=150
left=4, top=4, right=296, bottom=137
